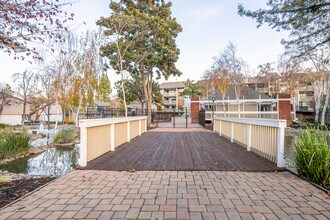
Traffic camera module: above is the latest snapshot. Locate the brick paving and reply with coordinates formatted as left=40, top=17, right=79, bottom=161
left=0, top=170, right=329, bottom=219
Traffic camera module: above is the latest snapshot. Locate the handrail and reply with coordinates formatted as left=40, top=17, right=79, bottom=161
left=215, top=117, right=286, bottom=128
left=214, top=117, right=286, bottom=167
left=79, top=116, right=147, bottom=166
left=79, top=116, right=147, bottom=128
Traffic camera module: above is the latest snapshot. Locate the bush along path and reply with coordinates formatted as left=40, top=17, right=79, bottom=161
left=294, top=128, right=330, bottom=191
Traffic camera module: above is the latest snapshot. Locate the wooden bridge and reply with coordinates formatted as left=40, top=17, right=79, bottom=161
left=79, top=117, right=286, bottom=172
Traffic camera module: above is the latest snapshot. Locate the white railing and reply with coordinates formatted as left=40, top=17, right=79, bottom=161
left=205, top=111, right=280, bottom=120
left=79, top=116, right=147, bottom=166
left=214, top=117, right=286, bottom=167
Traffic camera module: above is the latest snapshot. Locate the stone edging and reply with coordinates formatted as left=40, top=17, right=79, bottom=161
left=0, top=169, right=75, bottom=212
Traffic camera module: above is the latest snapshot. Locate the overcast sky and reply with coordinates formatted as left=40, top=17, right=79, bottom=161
left=0, top=0, right=288, bottom=86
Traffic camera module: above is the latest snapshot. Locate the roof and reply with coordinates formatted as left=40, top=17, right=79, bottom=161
left=160, top=81, right=185, bottom=89
left=94, top=101, right=111, bottom=107
left=214, top=86, right=272, bottom=100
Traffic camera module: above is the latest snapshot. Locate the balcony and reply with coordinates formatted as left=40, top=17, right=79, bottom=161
left=163, top=92, right=177, bottom=97
left=163, top=100, right=177, bottom=105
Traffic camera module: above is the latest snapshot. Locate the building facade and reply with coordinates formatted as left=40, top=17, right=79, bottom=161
left=0, top=97, right=32, bottom=125
left=160, top=81, right=185, bottom=112
left=245, top=72, right=315, bottom=113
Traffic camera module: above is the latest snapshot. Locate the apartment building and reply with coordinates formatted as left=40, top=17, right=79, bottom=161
left=245, top=72, right=315, bottom=113
left=159, top=81, right=185, bottom=112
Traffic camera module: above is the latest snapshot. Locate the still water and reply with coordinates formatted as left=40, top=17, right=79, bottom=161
left=0, top=146, right=79, bottom=176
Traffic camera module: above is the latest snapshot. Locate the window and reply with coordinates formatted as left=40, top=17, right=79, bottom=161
left=299, top=91, right=314, bottom=97
left=257, top=83, right=266, bottom=88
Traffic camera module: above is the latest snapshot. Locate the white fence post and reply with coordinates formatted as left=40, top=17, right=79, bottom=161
left=127, top=121, right=131, bottom=142
left=277, top=122, right=286, bottom=167
left=219, top=120, right=222, bottom=136
left=230, top=122, right=234, bottom=142
left=247, top=124, right=252, bottom=151
left=79, top=124, right=88, bottom=167
left=110, top=124, right=115, bottom=151
left=214, top=116, right=287, bottom=167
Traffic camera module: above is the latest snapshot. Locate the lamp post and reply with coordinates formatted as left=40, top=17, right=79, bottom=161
left=212, top=96, right=215, bottom=131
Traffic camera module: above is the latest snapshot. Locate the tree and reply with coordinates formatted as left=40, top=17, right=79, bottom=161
left=96, top=72, right=112, bottom=103
left=257, top=62, right=280, bottom=97
left=116, top=74, right=162, bottom=114
left=53, top=53, right=76, bottom=123
left=98, top=0, right=182, bottom=126
left=12, top=70, right=37, bottom=125
left=238, top=1, right=330, bottom=56
left=37, top=67, right=57, bottom=129
left=213, top=43, right=248, bottom=117
left=211, top=67, right=231, bottom=116
left=0, top=0, right=74, bottom=60
left=181, top=80, right=202, bottom=98
left=302, top=46, right=330, bottom=125
left=97, top=5, right=143, bottom=117
left=281, top=46, right=330, bottom=124
left=0, top=83, right=13, bottom=115
left=70, top=31, right=102, bottom=125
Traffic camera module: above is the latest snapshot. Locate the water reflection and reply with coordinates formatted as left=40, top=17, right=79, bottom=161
left=0, top=146, right=79, bottom=176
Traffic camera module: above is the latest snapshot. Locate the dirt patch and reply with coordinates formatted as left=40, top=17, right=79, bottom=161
left=0, top=177, right=55, bottom=209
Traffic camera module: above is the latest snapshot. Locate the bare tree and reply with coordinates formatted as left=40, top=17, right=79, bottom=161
left=305, top=47, right=330, bottom=125
left=257, top=62, right=280, bottom=97
left=72, top=30, right=103, bottom=125
left=12, top=70, right=37, bottom=125
left=211, top=67, right=231, bottom=116
left=285, top=46, right=330, bottom=124
left=38, top=67, right=57, bottom=129
left=278, top=56, right=304, bottom=106
left=201, top=70, right=217, bottom=110
left=214, top=43, right=248, bottom=117
left=0, top=83, right=13, bottom=115
left=0, top=0, right=74, bottom=60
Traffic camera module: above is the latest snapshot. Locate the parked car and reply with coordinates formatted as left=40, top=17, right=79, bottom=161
left=24, top=119, right=31, bottom=125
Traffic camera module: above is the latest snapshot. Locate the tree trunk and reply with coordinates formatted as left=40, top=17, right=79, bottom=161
left=320, top=76, right=330, bottom=126
left=61, top=105, right=65, bottom=123
left=121, top=79, right=128, bottom=117
left=22, top=99, right=26, bottom=126
left=222, top=96, right=226, bottom=117
left=237, top=100, right=241, bottom=118
left=75, top=98, right=82, bottom=127
left=314, top=79, right=323, bottom=123
left=47, top=100, right=50, bottom=129
left=146, top=79, right=153, bottom=128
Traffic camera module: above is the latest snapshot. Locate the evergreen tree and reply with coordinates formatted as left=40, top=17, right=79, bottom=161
left=97, top=73, right=112, bottom=102
left=97, top=0, right=182, bottom=125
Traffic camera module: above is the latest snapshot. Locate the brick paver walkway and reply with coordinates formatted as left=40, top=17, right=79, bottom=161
left=0, top=170, right=329, bottom=220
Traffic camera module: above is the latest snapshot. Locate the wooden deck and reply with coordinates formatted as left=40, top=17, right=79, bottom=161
left=84, top=128, right=283, bottom=172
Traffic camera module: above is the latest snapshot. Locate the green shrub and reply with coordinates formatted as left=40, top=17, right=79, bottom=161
left=67, top=121, right=75, bottom=125
left=294, top=128, right=330, bottom=185
left=0, top=132, right=30, bottom=159
left=0, top=123, right=7, bottom=129
left=53, top=131, right=76, bottom=144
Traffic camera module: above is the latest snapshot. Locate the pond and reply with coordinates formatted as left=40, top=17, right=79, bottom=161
left=284, top=135, right=298, bottom=173
left=0, top=125, right=79, bottom=177
left=0, top=145, right=79, bottom=177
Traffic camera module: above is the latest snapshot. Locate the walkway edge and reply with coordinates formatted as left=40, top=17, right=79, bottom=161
left=0, top=170, right=75, bottom=212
